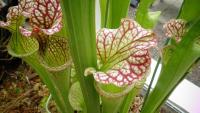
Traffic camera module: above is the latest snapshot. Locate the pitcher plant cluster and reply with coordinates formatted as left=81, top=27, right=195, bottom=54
left=0, top=0, right=200, bottom=113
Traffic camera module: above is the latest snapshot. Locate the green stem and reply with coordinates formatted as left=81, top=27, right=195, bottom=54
left=106, top=0, right=131, bottom=28
left=24, top=54, right=73, bottom=113
left=102, top=96, right=124, bottom=113
left=60, top=1, right=100, bottom=113
left=104, top=0, right=110, bottom=27
left=45, top=94, right=52, bottom=113
left=100, top=0, right=131, bottom=28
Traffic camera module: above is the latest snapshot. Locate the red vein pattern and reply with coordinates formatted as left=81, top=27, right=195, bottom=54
left=30, top=0, right=62, bottom=35
left=19, top=0, right=34, bottom=17
left=97, top=19, right=156, bottom=65
left=0, top=6, right=21, bottom=27
left=0, top=0, right=69, bottom=71
left=0, top=0, right=34, bottom=27
left=40, top=36, right=71, bottom=71
left=94, top=19, right=157, bottom=87
left=163, top=19, right=186, bottom=43
left=0, top=0, right=62, bottom=34
left=6, top=6, right=22, bottom=21
left=94, top=50, right=150, bottom=86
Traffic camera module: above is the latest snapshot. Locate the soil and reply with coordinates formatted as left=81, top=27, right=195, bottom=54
left=0, top=64, right=58, bottom=113
left=0, top=1, right=58, bottom=111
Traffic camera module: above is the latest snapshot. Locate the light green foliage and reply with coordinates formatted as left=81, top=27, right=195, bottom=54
left=179, top=0, right=200, bottom=24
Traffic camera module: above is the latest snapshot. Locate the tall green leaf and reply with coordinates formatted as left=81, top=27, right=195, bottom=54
left=100, top=0, right=131, bottom=28
left=141, top=19, right=200, bottom=113
left=141, top=0, right=200, bottom=112
left=99, top=0, right=107, bottom=27
left=178, top=0, right=200, bottom=24
left=60, top=1, right=100, bottom=113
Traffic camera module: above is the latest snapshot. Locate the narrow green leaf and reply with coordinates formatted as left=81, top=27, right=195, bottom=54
left=141, top=17, right=200, bottom=113
left=60, top=1, right=101, bottom=113
left=178, top=0, right=200, bottom=24
left=141, top=0, right=200, bottom=112
left=99, top=0, right=107, bottom=27
left=100, top=0, right=131, bottom=28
